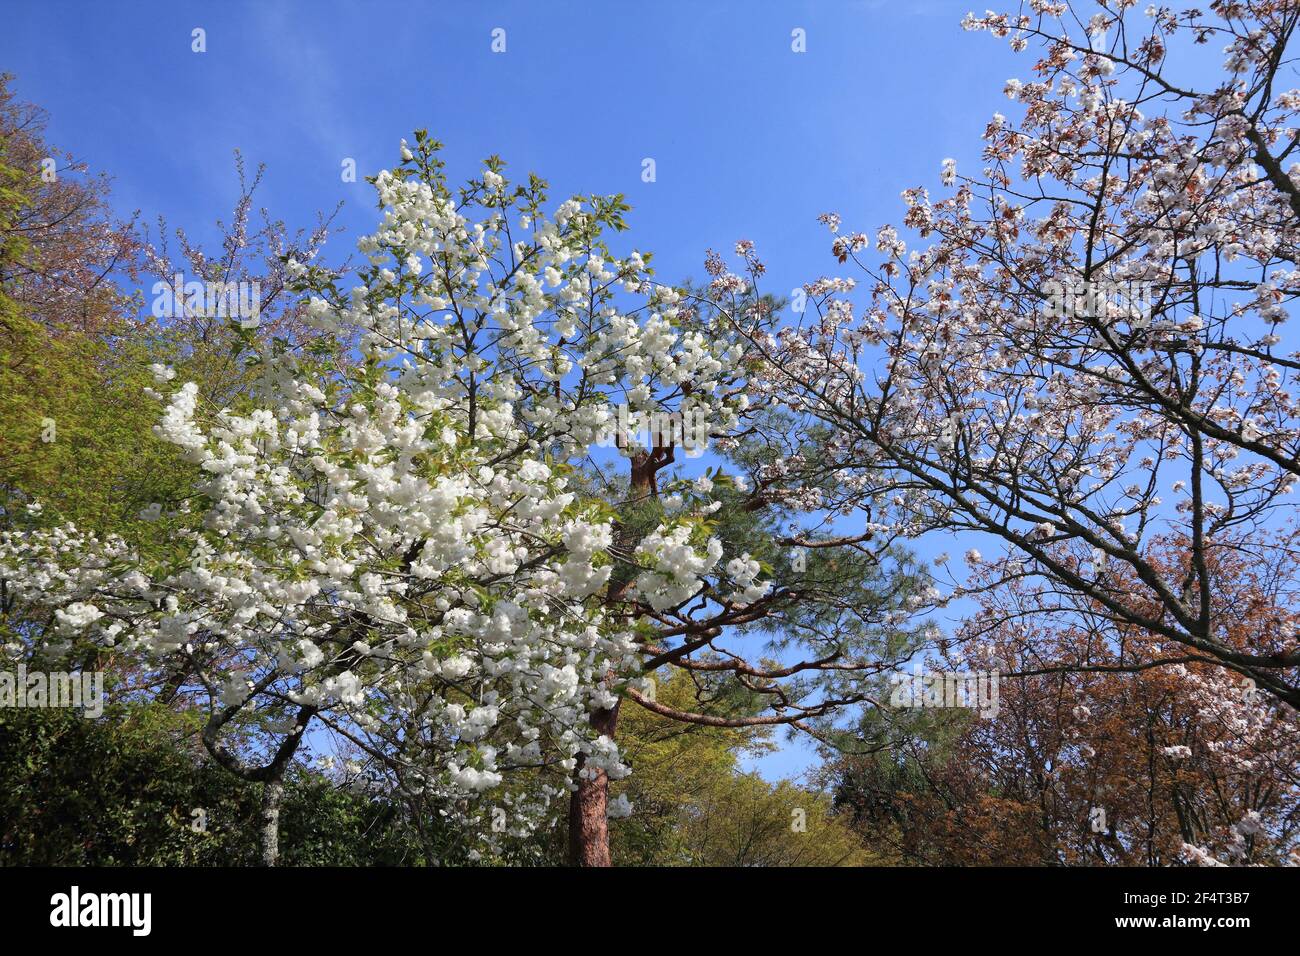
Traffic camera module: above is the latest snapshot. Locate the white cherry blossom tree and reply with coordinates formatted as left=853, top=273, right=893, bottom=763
left=2, top=132, right=941, bottom=866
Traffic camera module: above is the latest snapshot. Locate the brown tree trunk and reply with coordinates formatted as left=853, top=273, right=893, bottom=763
left=568, top=701, right=620, bottom=866
left=568, top=449, right=660, bottom=866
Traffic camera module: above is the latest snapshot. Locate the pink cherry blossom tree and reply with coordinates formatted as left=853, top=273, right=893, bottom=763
left=719, top=0, right=1300, bottom=710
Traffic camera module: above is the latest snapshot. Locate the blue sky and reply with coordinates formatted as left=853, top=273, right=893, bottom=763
left=2, top=0, right=1027, bottom=780
left=1, top=0, right=1021, bottom=293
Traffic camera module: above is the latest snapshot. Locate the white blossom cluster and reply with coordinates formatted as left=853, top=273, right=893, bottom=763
left=0, top=139, right=764, bottom=839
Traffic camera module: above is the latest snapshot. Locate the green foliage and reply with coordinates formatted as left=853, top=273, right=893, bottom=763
left=0, top=701, right=249, bottom=865
left=680, top=774, right=871, bottom=867
left=0, top=701, right=440, bottom=866
left=0, top=313, right=200, bottom=536
left=274, top=772, right=441, bottom=866
left=610, top=671, right=871, bottom=866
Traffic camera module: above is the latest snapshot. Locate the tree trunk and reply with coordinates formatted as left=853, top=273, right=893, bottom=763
left=567, top=702, right=620, bottom=866
left=259, top=776, right=285, bottom=867
left=567, top=448, right=658, bottom=866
